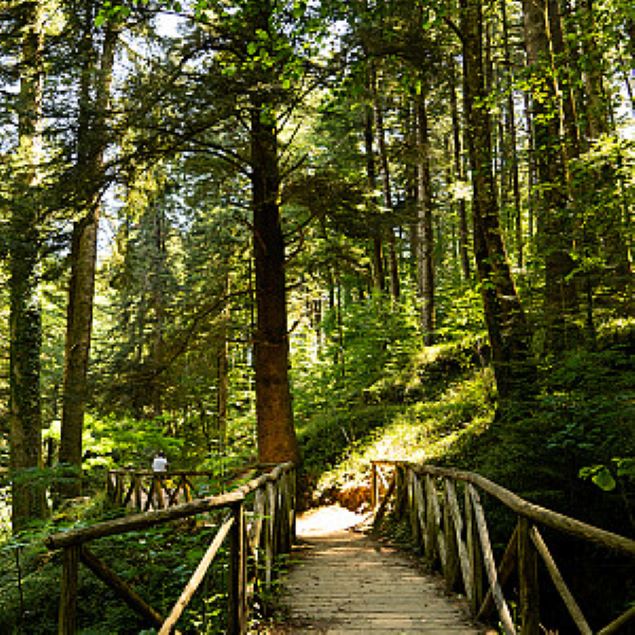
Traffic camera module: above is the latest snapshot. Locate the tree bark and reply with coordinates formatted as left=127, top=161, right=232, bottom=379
left=500, top=0, right=524, bottom=269
left=371, top=66, right=400, bottom=301
left=9, top=0, right=47, bottom=531
left=59, top=13, right=117, bottom=496
left=524, top=0, right=578, bottom=353
left=364, top=93, right=385, bottom=294
left=449, top=58, right=471, bottom=281
left=416, top=90, right=435, bottom=345
left=461, top=0, right=536, bottom=403
left=251, top=97, right=299, bottom=465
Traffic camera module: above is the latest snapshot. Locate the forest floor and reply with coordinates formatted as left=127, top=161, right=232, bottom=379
left=260, top=505, right=487, bottom=634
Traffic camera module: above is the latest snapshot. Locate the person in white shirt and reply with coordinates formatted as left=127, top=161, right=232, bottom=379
left=152, top=451, right=168, bottom=473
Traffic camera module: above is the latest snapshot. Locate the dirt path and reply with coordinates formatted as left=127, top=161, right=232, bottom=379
left=264, top=505, right=485, bottom=634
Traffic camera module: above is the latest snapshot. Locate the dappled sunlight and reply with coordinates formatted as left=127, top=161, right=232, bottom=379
left=313, top=369, right=496, bottom=501
left=296, top=504, right=365, bottom=537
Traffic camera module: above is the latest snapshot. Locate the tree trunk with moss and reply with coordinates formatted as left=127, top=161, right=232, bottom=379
left=524, top=0, right=579, bottom=353
left=9, top=0, right=47, bottom=531
left=59, top=11, right=118, bottom=498
left=461, top=0, right=536, bottom=404
left=416, top=90, right=435, bottom=345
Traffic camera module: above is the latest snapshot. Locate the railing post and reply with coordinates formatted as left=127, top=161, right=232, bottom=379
left=465, top=486, right=484, bottom=614
left=395, top=464, right=406, bottom=515
left=408, top=469, right=421, bottom=546
left=289, top=467, right=296, bottom=543
left=424, top=475, right=438, bottom=566
left=443, top=478, right=459, bottom=591
left=228, top=501, right=246, bottom=634
left=278, top=473, right=290, bottom=554
left=264, top=480, right=275, bottom=589
left=58, top=544, right=80, bottom=634
left=134, top=475, right=142, bottom=511
left=371, top=462, right=378, bottom=511
left=115, top=473, right=123, bottom=505
left=518, top=518, right=540, bottom=635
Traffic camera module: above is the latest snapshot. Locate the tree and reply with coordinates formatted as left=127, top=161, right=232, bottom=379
left=523, top=0, right=578, bottom=353
left=8, top=0, right=48, bottom=530
left=58, top=0, right=119, bottom=496
left=415, top=88, right=435, bottom=344
left=460, top=0, right=536, bottom=404
left=249, top=0, right=299, bottom=464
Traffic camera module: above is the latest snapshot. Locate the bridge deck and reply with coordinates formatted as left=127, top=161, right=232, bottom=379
left=268, top=506, right=484, bottom=634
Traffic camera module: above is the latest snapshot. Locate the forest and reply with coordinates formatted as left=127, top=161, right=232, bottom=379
left=0, top=0, right=633, bottom=632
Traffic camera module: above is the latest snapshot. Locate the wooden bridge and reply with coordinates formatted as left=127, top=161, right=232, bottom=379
left=45, top=460, right=635, bottom=634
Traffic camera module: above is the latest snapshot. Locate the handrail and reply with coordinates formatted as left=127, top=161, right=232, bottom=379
left=46, top=462, right=296, bottom=634
left=105, top=466, right=260, bottom=512
left=371, top=460, right=635, bottom=635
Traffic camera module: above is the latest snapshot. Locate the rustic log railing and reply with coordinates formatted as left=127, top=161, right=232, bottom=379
left=46, top=462, right=296, bottom=634
left=106, top=468, right=258, bottom=512
left=371, top=460, right=635, bottom=635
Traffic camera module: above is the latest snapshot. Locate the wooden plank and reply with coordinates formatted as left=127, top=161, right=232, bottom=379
left=468, top=485, right=516, bottom=635
left=413, top=475, right=426, bottom=546
left=465, top=485, right=484, bottom=613
left=517, top=519, right=539, bottom=635
left=598, top=605, right=635, bottom=635
left=372, top=473, right=396, bottom=527
left=122, top=478, right=135, bottom=507
left=159, top=515, right=234, bottom=634
left=444, top=480, right=473, bottom=602
left=408, top=469, right=421, bottom=545
left=371, top=463, right=378, bottom=510
left=425, top=475, right=444, bottom=567
left=79, top=546, right=164, bottom=628
left=530, top=526, right=592, bottom=635
left=144, top=479, right=155, bottom=512
left=442, top=478, right=460, bottom=591
left=155, top=476, right=165, bottom=509
left=58, top=545, right=79, bottom=635
left=228, top=503, right=246, bottom=635
left=264, top=481, right=275, bottom=589
left=477, top=524, right=518, bottom=621
left=134, top=475, right=142, bottom=511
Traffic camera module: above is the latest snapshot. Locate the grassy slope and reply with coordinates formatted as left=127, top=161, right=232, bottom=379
left=295, top=327, right=634, bottom=539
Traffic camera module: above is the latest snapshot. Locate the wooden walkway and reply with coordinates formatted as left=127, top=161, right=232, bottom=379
left=267, top=506, right=484, bottom=634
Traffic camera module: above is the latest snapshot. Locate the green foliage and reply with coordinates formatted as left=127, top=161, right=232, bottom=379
left=0, top=516, right=232, bottom=634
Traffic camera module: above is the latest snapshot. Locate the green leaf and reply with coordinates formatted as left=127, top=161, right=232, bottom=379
left=591, top=467, right=616, bottom=492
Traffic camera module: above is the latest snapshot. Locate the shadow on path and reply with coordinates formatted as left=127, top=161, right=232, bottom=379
left=262, top=505, right=487, bottom=634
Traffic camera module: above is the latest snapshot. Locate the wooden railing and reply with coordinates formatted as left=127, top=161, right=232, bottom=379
left=106, top=468, right=257, bottom=511
left=371, top=460, right=635, bottom=635
left=46, top=462, right=296, bottom=634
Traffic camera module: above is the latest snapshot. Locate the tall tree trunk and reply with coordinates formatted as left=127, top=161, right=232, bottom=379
left=249, top=0, right=298, bottom=465
left=500, top=0, right=524, bottom=268
left=461, top=0, right=536, bottom=404
left=416, top=91, right=435, bottom=345
left=9, top=0, right=47, bottom=531
left=364, top=95, right=385, bottom=293
left=449, top=58, right=471, bottom=281
left=251, top=101, right=299, bottom=464
left=59, top=16, right=117, bottom=496
left=574, top=0, right=631, bottom=295
left=217, top=274, right=230, bottom=452
left=371, top=66, right=400, bottom=301
left=150, top=206, right=167, bottom=417
left=524, top=0, right=578, bottom=353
